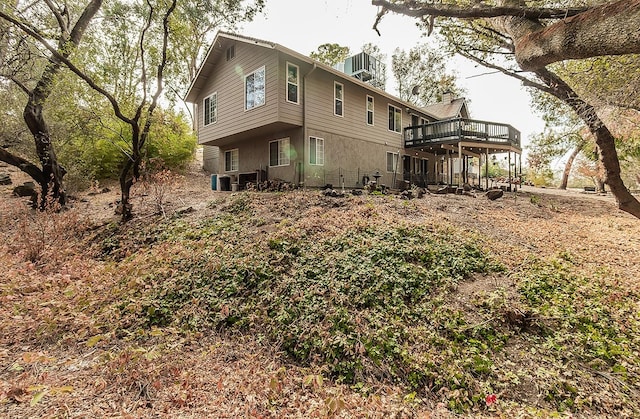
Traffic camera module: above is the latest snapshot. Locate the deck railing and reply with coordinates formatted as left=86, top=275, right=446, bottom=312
left=405, top=118, right=521, bottom=148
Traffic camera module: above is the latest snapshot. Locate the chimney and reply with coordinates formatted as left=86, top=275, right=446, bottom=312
left=442, top=90, right=454, bottom=103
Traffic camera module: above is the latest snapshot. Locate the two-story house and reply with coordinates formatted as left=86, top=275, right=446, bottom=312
left=185, top=32, right=522, bottom=190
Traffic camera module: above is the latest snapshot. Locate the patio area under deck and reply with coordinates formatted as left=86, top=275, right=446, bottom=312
left=404, top=118, right=523, bottom=190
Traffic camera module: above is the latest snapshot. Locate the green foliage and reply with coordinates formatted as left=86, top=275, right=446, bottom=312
left=391, top=44, right=465, bottom=106
left=515, top=256, right=640, bottom=409
left=309, top=43, right=351, bottom=66
left=125, top=210, right=503, bottom=405
left=57, top=108, right=195, bottom=180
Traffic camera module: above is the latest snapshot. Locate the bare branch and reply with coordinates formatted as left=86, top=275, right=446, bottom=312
left=371, top=0, right=587, bottom=21
left=43, top=0, right=67, bottom=33
left=4, top=75, right=31, bottom=95
left=0, top=10, right=134, bottom=125
left=457, top=51, right=551, bottom=94
left=0, top=147, right=45, bottom=183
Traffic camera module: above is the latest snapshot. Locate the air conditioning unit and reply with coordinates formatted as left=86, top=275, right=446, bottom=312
left=344, top=52, right=374, bottom=81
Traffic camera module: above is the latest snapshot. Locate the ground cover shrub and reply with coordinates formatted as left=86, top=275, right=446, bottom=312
left=114, top=203, right=509, bottom=411
left=513, top=256, right=640, bottom=411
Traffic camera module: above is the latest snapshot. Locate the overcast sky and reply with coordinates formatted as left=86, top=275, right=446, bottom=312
left=239, top=0, right=545, bottom=153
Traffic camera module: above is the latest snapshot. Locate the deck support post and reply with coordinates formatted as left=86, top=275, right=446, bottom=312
left=485, top=148, right=490, bottom=190
left=458, top=142, right=462, bottom=186
left=508, top=151, right=512, bottom=191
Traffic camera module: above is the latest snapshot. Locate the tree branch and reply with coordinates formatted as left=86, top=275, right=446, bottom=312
left=373, top=0, right=640, bottom=70
left=457, top=51, right=551, bottom=94
left=43, top=0, right=68, bottom=33
left=5, top=75, right=31, bottom=95
left=0, top=9, right=134, bottom=126
left=0, top=147, right=45, bottom=183
left=371, top=0, right=587, bottom=21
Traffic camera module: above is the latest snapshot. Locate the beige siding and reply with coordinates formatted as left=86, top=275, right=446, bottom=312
left=304, top=70, right=409, bottom=149
left=277, top=52, right=305, bottom=126
left=218, top=127, right=304, bottom=185
left=196, top=42, right=280, bottom=145
left=202, top=145, right=220, bottom=173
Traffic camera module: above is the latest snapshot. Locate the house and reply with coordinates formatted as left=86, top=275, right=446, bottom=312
left=185, top=32, right=522, bottom=190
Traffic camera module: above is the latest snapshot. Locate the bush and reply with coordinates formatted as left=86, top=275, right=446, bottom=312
left=57, top=107, right=195, bottom=183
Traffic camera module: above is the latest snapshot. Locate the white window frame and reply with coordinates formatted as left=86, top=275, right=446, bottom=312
left=269, top=138, right=290, bottom=167
left=245, top=66, right=266, bottom=111
left=334, top=82, right=344, bottom=117
left=388, top=104, right=402, bottom=133
left=286, top=62, right=299, bottom=104
left=224, top=149, right=239, bottom=172
left=203, top=92, right=217, bottom=126
left=386, top=151, right=399, bottom=173
left=366, top=95, right=374, bottom=126
left=226, top=45, right=235, bottom=61
left=309, top=136, right=325, bottom=166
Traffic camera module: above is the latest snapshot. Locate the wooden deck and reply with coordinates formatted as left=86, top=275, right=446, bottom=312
left=404, top=117, right=521, bottom=152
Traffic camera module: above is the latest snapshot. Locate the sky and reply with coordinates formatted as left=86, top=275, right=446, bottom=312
left=238, top=0, right=545, bottom=154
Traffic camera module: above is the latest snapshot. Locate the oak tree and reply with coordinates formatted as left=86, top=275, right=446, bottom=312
left=372, top=0, right=640, bottom=218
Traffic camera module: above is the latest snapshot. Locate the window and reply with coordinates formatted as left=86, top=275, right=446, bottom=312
left=388, top=105, right=402, bottom=133
left=286, top=63, right=299, bottom=104
left=334, top=82, right=343, bottom=116
left=386, top=152, right=399, bottom=173
left=224, top=149, right=238, bottom=172
left=203, top=92, right=217, bottom=126
left=309, top=136, right=324, bottom=166
left=226, top=45, right=235, bottom=61
left=245, top=66, right=265, bottom=110
left=269, top=138, right=290, bottom=167
left=366, top=95, right=374, bottom=125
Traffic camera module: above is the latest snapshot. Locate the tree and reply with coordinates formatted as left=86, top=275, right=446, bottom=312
left=361, top=42, right=387, bottom=90
left=310, top=43, right=351, bottom=66
left=2, top=0, right=263, bottom=220
left=0, top=0, right=102, bottom=207
left=391, top=43, right=464, bottom=105
left=372, top=0, right=640, bottom=219
left=528, top=90, right=589, bottom=189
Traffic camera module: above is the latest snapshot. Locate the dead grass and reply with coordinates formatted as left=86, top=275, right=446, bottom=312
left=1, top=161, right=639, bottom=417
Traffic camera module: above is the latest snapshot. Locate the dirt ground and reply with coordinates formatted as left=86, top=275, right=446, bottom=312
left=1, top=154, right=640, bottom=417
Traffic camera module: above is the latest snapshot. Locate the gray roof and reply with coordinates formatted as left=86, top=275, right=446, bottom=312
left=422, top=97, right=468, bottom=120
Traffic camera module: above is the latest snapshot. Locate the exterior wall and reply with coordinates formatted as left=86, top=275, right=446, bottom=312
left=202, top=145, right=220, bottom=173
left=304, top=69, right=412, bottom=148
left=196, top=41, right=280, bottom=145
left=218, top=127, right=304, bottom=185
left=276, top=52, right=305, bottom=126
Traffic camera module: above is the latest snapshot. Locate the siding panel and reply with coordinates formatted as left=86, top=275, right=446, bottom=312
left=196, top=41, right=280, bottom=145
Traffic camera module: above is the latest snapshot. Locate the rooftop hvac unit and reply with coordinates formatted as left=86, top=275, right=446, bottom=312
left=344, top=52, right=375, bottom=82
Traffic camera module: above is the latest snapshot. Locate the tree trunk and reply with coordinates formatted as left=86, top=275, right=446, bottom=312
left=559, top=142, right=583, bottom=190
left=595, top=177, right=606, bottom=193
left=1, top=0, right=102, bottom=208
left=535, top=68, right=640, bottom=217
left=23, top=98, right=66, bottom=207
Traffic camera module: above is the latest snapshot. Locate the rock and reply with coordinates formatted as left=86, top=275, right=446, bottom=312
left=400, top=189, right=413, bottom=200
left=463, top=183, right=472, bottom=192
left=322, top=188, right=344, bottom=198
left=0, top=173, right=11, bottom=185
left=486, top=189, right=504, bottom=200
left=412, top=186, right=427, bottom=198
left=435, top=186, right=448, bottom=195
left=351, top=189, right=363, bottom=196
left=176, top=206, right=195, bottom=215
left=13, top=182, right=37, bottom=198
